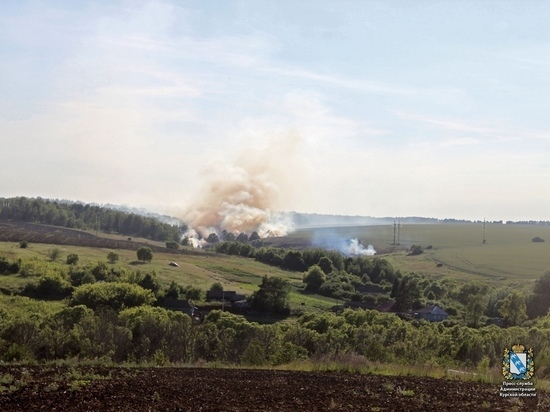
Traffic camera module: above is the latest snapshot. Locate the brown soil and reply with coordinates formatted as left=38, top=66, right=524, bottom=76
left=0, top=366, right=546, bottom=411
left=0, top=220, right=201, bottom=255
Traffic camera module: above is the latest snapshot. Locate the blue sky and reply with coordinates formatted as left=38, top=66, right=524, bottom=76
left=2, top=1, right=550, bottom=221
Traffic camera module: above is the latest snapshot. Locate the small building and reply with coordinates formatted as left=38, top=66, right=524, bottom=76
left=413, top=305, right=449, bottom=322
left=162, top=298, right=198, bottom=317
left=206, top=290, right=236, bottom=302
left=206, top=291, right=246, bottom=303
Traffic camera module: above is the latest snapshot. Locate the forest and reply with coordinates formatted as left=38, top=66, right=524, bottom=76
left=0, top=197, right=183, bottom=242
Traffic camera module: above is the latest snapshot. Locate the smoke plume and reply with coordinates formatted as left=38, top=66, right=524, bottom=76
left=311, top=229, right=377, bottom=256
left=343, top=238, right=377, bottom=256
left=183, top=134, right=301, bottom=243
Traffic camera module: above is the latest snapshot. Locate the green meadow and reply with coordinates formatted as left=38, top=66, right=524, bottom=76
left=279, top=223, right=550, bottom=289
left=0, top=240, right=335, bottom=312
left=2, top=222, right=550, bottom=312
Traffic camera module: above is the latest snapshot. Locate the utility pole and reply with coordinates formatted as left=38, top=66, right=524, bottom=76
left=392, top=218, right=401, bottom=245
left=397, top=218, right=401, bottom=245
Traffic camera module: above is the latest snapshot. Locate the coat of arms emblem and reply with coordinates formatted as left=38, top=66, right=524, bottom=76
left=502, top=344, right=534, bottom=380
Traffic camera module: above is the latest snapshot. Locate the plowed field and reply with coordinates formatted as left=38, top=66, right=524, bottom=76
left=0, top=366, right=546, bottom=411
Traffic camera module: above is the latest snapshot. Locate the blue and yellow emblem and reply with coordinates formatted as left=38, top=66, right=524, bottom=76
left=502, top=344, right=534, bottom=380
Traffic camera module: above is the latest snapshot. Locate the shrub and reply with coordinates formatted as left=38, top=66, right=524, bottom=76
left=136, top=247, right=153, bottom=263
left=185, top=286, right=203, bottom=301
left=66, top=253, right=79, bottom=265
left=47, top=248, right=62, bottom=262
left=70, top=282, right=156, bottom=311
left=165, top=241, right=179, bottom=250
left=107, top=252, right=119, bottom=264
left=0, top=257, right=20, bottom=275
left=19, top=240, right=28, bottom=249
left=408, top=245, right=423, bottom=256
left=22, top=275, right=74, bottom=300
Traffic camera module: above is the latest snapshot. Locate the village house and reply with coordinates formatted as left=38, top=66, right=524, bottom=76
left=413, top=305, right=449, bottom=322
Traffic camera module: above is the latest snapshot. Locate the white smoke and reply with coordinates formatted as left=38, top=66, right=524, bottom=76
left=342, top=238, right=377, bottom=256
left=182, top=134, right=302, bottom=245
left=311, top=230, right=377, bottom=256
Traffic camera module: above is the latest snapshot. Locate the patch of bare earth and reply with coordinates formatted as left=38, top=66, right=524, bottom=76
left=0, top=366, right=547, bottom=411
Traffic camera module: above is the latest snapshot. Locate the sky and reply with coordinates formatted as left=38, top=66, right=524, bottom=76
left=2, top=0, right=550, bottom=222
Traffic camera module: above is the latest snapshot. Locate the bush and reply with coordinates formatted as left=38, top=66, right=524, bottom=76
left=408, top=245, right=423, bottom=256
left=165, top=241, right=179, bottom=250
left=19, top=240, right=28, bottom=249
left=0, top=257, right=20, bottom=275
left=107, top=252, right=119, bottom=264
left=70, top=282, right=156, bottom=311
left=532, top=237, right=545, bottom=243
left=47, top=248, right=62, bottom=262
left=22, top=275, right=74, bottom=300
left=185, top=286, right=203, bottom=301
left=136, top=247, right=153, bottom=262
left=66, top=253, right=79, bottom=265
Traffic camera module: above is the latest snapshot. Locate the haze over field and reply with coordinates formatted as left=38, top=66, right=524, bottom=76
left=2, top=1, right=550, bottom=223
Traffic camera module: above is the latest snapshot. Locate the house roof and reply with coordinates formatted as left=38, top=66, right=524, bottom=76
left=414, top=305, right=448, bottom=316
left=206, top=290, right=237, bottom=299
left=162, top=299, right=195, bottom=309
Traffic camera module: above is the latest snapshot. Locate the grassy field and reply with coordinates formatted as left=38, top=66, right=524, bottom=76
left=2, top=221, right=550, bottom=309
left=0, top=240, right=336, bottom=312
left=268, top=223, right=550, bottom=289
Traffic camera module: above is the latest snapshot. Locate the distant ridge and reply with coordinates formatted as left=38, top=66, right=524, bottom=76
left=285, top=212, right=477, bottom=229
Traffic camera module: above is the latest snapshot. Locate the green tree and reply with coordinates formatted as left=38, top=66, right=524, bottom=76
left=185, top=286, right=203, bottom=301
left=70, top=282, right=156, bottom=311
left=527, top=271, right=550, bottom=318
left=47, top=248, right=61, bottom=262
left=303, top=265, right=326, bottom=292
left=22, top=275, right=74, bottom=300
left=318, top=256, right=335, bottom=275
left=249, top=276, right=291, bottom=315
left=408, top=245, right=423, bottom=256
left=165, top=241, right=179, bottom=250
left=165, top=281, right=183, bottom=299
left=499, top=291, right=527, bottom=326
left=236, top=232, right=249, bottom=242
left=393, top=275, right=422, bottom=312
left=282, top=250, right=306, bottom=271
left=107, top=251, right=119, bottom=264
left=466, top=294, right=486, bottom=328
left=209, top=282, right=224, bottom=292
left=0, top=257, right=20, bottom=274
left=136, top=247, right=153, bottom=263
left=66, top=253, right=79, bottom=265
left=138, top=273, right=161, bottom=295
left=206, top=233, right=219, bottom=244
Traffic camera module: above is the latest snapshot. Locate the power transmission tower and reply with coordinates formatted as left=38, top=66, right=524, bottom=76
left=392, top=218, right=401, bottom=245
left=397, top=218, right=401, bottom=245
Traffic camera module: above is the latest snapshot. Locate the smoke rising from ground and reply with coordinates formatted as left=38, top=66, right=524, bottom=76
left=311, top=229, right=377, bottom=256
left=183, top=134, right=302, bottom=243
left=344, top=238, right=377, bottom=256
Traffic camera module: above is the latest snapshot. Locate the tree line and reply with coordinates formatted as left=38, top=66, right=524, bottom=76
left=0, top=197, right=183, bottom=242
left=2, top=300, right=550, bottom=375
left=2, top=251, right=550, bottom=374
left=212, top=241, right=550, bottom=328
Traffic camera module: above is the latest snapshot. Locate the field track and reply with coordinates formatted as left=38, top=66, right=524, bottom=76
left=0, top=365, right=546, bottom=411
